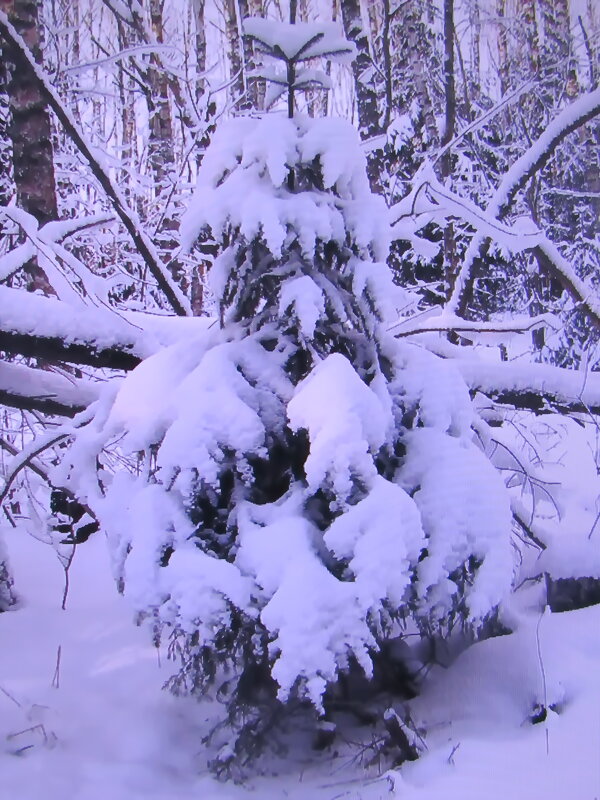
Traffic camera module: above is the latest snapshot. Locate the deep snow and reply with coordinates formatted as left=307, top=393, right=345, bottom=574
left=1, top=524, right=598, bottom=799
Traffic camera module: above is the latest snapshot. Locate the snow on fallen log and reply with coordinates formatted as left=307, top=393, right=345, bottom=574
left=458, top=358, right=600, bottom=415
left=0, top=285, right=151, bottom=370
left=0, top=361, right=99, bottom=417
left=0, top=284, right=216, bottom=374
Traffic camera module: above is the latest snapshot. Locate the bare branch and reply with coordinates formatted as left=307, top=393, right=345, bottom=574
left=0, top=11, right=191, bottom=317
left=445, top=86, right=600, bottom=315
left=0, top=405, right=96, bottom=508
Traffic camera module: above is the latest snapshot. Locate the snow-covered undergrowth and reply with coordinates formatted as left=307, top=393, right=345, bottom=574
left=1, top=526, right=599, bottom=800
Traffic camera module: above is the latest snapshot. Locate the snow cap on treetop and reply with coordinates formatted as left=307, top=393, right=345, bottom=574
left=243, top=17, right=356, bottom=64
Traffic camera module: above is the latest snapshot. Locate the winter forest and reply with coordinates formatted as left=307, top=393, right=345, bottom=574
left=0, top=0, right=599, bottom=796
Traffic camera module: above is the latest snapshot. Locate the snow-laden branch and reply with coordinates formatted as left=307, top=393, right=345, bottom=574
left=63, top=44, right=179, bottom=75
left=423, top=336, right=600, bottom=415
left=0, top=285, right=150, bottom=370
left=444, top=86, right=600, bottom=315
left=0, top=362, right=99, bottom=417
left=0, top=11, right=191, bottom=317
left=0, top=404, right=97, bottom=507
left=531, top=238, right=600, bottom=323
left=390, top=311, right=558, bottom=340
left=0, top=208, right=115, bottom=300
left=390, top=163, right=543, bottom=254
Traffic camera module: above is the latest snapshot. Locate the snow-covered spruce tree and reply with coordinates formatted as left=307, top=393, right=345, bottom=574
left=62, top=16, right=515, bottom=774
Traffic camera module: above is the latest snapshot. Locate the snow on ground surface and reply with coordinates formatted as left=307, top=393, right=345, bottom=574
left=1, top=527, right=599, bottom=800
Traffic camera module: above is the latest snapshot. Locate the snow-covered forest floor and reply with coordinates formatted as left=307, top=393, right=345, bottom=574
left=2, top=526, right=598, bottom=800
left=2, top=3, right=600, bottom=798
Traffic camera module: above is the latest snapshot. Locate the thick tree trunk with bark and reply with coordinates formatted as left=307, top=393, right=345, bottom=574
left=0, top=0, right=57, bottom=294
left=1, top=0, right=57, bottom=225
left=440, top=0, right=458, bottom=302
left=225, top=0, right=245, bottom=106
left=192, top=0, right=206, bottom=105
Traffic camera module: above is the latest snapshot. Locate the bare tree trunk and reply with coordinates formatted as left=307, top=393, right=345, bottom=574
left=1, top=0, right=57, bottom=294
left=440, top=0, right=456, bottom=177
left=340, top=0, right=382, bottom=140
left=148, top=0, right=175, bottom=193
left=192, top=0, right=206, bottom=105
left=440, top=0, right=457, bottom=303
left=470, top=0, right=480, bottom=100
left=115, top=16, right=139, bottom=198
left=0, top=54, right=13, bottom=223
left=404, top=3, right=438, bottom=148
left=2, top=0, right=57, bottom=225
left=340, top=0, right=385, bottom=193
left=496, top=0, right=509, bottom=95
left=225, top=0, right=245, bottom=106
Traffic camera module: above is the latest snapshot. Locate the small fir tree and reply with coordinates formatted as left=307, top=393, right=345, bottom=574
left=62, top=15, right=515, bottom=774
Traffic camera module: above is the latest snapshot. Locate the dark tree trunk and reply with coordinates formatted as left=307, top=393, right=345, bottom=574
left=2, top=0, right=57, bottom=225
left=340, top=0, right=382, bottom=141
left=225, top=0, right=245, bottom=106
left=340, top=0, right=386, bottom=193
left=0, top=49, right=13, bottom=239
left=192, top=0, right=207, bottom=105
left=148, top=0, right=175, bottom=193
left=1, top=0, right=57, bottom=294
left=440, top=0, right=457, bottom=303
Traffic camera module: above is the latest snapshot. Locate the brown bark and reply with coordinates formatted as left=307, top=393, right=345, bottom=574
left=225, top=0, right=245, bottom=106
left=1, top=0, right=57, bottom=295
left=0, top=52, right=13, bottom=219
left=1, top=0, right=57, bottom=225
left=0, top=327, right=142, bottom=371
left=147, top=0, right=175, bottom=191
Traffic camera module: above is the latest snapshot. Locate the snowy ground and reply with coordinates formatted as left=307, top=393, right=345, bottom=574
left=1, top=528, right=599, bottom=800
